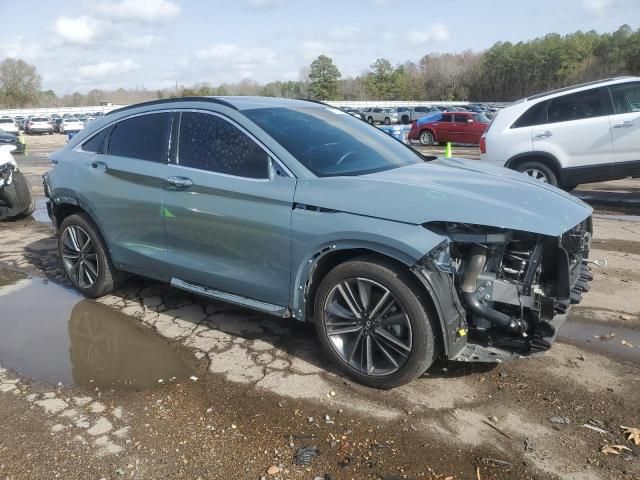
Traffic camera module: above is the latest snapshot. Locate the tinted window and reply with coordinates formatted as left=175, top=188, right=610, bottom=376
left=440, top=114, right=453, bottom=122
left=107, top=113, right=171, bottom=162
left=473, top=113, right=491, bottom=123
left=244, top=106, right=422, bottom=177
left=609, top=82, right=640, bottom=114
left=512, top=101, right=548, bottom=128
left=82, top=128, right=110, bottom=154
left=454, top=114, right=470, bottom=123
left=177, top=112, right=269, bottom=179
left=414, top=107, right=426, bottom=113
left=547, top=88, right=604, bottom=123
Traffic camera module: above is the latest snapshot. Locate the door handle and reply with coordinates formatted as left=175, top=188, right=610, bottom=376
left=164, top=176, right=193, bottom=189
left=613, top=121, right=633, bottom=128
left=534, top=131, right=553, bottom=139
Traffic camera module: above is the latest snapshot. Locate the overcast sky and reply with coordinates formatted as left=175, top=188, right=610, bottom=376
left=0, top=0, right=638, bottom=94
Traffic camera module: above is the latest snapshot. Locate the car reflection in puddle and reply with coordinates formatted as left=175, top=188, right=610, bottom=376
left=0, top=268, right=195, bottom=390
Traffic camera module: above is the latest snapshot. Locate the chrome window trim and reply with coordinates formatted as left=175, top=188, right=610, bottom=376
left=73, top=108, right=296, bottom=180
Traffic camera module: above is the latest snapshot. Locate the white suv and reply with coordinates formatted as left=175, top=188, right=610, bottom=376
left=480, top=77, right=640, bottom=189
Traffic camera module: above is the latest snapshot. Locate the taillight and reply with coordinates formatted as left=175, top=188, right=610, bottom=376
left=479, top=134, right=486, bottom=154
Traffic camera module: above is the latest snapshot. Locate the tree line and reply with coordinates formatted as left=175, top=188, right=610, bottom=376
left=1, top=25, right=639, bottom=108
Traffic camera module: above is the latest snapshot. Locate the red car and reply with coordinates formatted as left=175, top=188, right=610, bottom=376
left=409, top=111, right=491, bottom=145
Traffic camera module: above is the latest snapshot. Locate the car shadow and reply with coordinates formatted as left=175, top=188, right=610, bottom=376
left=22, top=235, right=492, bottom=385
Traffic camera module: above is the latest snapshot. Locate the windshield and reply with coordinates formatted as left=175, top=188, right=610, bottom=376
left=244, top=106, right=422, bottom=177
left=0, top=119, right=14, bottom=124
left=32, top=117, right=49, bottom=122
left=473, top=113, right=491, bottom=123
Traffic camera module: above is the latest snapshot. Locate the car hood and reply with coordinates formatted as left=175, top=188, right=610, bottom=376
left=294, top=157, right=592, bottom=237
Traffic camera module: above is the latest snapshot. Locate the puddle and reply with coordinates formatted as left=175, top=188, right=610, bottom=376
left=558, top=317, right=640, bottom=364
left=0, top=268, right=196, bottom=389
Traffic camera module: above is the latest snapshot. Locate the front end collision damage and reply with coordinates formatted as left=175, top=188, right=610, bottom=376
left=414, top=218, right=598, bottom=363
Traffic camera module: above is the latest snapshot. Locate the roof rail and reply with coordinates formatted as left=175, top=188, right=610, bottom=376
left=296, top=98, right=333, bottom=107
left=526, top=77, right=634, bottom=101
left=106, top=96, right=239, bottom=115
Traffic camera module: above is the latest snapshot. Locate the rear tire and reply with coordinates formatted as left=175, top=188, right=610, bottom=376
left=384, top=117, right=391, bottom=125
left=367, top=117, right=374, bottom=124
left=0, top=170, right=34, bottom=220
left=58, top=213, right=122, bottom=298
left=419, top=130, right=434, bottom=145
left=515, top=161, right=558, bottom=187
left=313, top=256, right=437, bottom=389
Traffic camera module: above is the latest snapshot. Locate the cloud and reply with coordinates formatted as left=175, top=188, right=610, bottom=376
left=54, top=16, right=102, bottom=45
left=244, top=0, right=287, bottom=11
left=582, top=0, right=613, bottom=15
left=407, top=23, right=450, bottom=45
left=78, top=59, right=138, bottom=79
left=196, top=44, right=276, bottom=66
left=96, top=0, right=181, bottom=23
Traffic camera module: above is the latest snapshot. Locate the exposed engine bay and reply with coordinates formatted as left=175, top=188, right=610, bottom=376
left=421, top=218, right=596, bottom=361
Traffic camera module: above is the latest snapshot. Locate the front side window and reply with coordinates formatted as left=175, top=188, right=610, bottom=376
left=107, top=113, right=171, bottom=162
left=547, top=88, right=604, bottom=123
left=455, top=114, right=470, bottom=123
left=609, top=82, right=640, bottom=114
left=440, top=114, right=453, bottom=122
left=244, top=106, right=422, bottom=177
left=177, top=112, right=269, bottom=179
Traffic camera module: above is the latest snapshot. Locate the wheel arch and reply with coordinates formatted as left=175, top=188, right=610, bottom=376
left=505, top=152, right=563, bottom=181
left=294, top=244, right=449, bottom=358
left=51, top=197, right=111, bottom=253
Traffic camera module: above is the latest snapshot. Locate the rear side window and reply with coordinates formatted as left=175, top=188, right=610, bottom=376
left=547, top=88, right=604, bottom=123
left=107, top=113, right=171, bottom=162
left=511, top=101, right=548, bottom=128
left=81, top=128, right=110, bottom=154
left=609, top=82, right=640, bottom=114
left=177, top=112, right=269, bottom=179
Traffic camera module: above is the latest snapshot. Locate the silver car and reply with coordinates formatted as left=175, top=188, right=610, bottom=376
left=44, top=97, right=594, bottom=388
left=362, top=107, right=399, bottom=125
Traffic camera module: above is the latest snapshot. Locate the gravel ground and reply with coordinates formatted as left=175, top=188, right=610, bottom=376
left=0, top=134, right=638, bottom=480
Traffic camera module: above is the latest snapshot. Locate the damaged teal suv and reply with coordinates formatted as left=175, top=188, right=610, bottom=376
left=44, top=97, right=594, bottom=388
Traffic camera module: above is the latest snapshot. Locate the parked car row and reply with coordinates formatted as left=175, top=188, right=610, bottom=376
left=339, top=103, right=503, bottom=125
left=0, top=112, right=104, bottom=134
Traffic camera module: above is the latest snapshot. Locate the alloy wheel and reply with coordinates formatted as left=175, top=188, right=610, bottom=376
left=323, top=278, right=413, bottom=376
left=523, top=168, right=548, bottom=182
left=420, top=131, right=433, bottom=145
left=61, top=225, right=100, bottom=289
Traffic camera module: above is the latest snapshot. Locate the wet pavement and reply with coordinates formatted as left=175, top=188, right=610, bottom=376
left=0, top=134, right=638, bottom=479
left=0, top=267, right=196, bottom=389
left=560, top=315, right=639, bottom=364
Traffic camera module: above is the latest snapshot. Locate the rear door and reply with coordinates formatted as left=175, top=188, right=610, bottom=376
left=163, top=111, right=296, bottom=307
left=607, top=81, right=640, bottom=178
left=532, top=87, right=613, bottom=182
left=433, top=113, right=454, bottom=142
left=73, top=112, right=172, bottom=281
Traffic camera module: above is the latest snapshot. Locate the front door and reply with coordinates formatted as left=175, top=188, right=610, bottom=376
left=608, top=81, right=640, bottom=178
left=73, top=112, right=172, bottom=281
left=163, top=111, right=296, bottom=307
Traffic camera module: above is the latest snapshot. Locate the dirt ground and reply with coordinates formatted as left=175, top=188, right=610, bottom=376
left=0, top=134, right=638, bottom=480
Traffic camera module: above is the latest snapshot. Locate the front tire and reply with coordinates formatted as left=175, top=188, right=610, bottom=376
left=58, top=213, right=121, bottom=298
left=314, top=256, right=437, bottom=389
left=384, top=117, right=391, bottom=125
left=367, top=116, right=374, bottom=124
left=516, top=161, right=558, bottom=186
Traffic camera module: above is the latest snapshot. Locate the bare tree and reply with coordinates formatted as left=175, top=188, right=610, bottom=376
left=0, top=58, right=42, bottom=107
